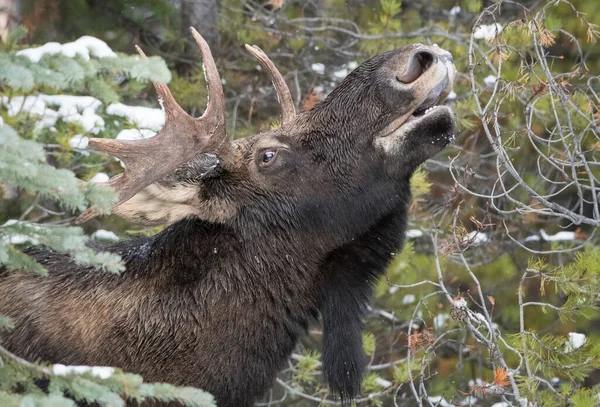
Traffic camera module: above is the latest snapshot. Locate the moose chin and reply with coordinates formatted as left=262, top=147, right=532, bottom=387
left=0, top=28, right=456, bottom=407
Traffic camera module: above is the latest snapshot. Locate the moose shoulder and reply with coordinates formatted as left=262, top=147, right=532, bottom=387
left=0, top=29, right=456, bottom=407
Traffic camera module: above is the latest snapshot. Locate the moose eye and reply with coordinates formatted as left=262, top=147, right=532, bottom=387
left=261, top=150, right=277, bottom=166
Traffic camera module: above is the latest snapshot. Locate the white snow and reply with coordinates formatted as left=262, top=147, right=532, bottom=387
left=17, top=36, right=116, bottom=63
left=406, top=229, right=423, bottom=238
left=484, top=75, right=497, bottom=86
left=1, top=95, right=104, bottom=134
left=75, top=36, right=117, bottom=59
left=52, top=364, right=114, bottom=379
left=449, top=6, right=461, bottom=16
left=468, top=378, right=484, bottom=387
left=69, top=134, right=89, bottom=149
left=540, top=229, right=575, bottom=241
left=458, top=396, right=478, bottom=406
left=473, top=23, right=503, bottom=40
left=92, top=229, right=120, bottom=242
left=2, top=234, right=38, bottom=245
left=466, top=231, right=488, bottom=244
left=2, top=95, right=47, bottom=117
left=332, top=62, right=358, bottom=80
left=490, top=403, right=511, bottom=407
left=388, top=285, right=399, bottom=294
left=447, top=90, right=457, bottom=100
left=1, top=220, right=41, bottom=245
left=115, top=128, right=157, bottom=141
left=311, top=63, right=325, bottom=75
left=525, top=230, right=577, bottom=242
left=402, top=294, right=416, bottom=304
left=89, top=172, right=110, bottom=183
left=333, top=68, right=349, bottom=80
left=3, top=220, right=20, bottom=227
left=427, top=396, right=454, bottom=407
left=375, top=377, right=393, bottom=388
left=565, top=332, right=586, bottom=353
left=106, top=103, right=165, bottom=132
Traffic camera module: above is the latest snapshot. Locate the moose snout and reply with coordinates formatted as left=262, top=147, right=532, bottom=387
left=397, top=46, right=453, bottom=84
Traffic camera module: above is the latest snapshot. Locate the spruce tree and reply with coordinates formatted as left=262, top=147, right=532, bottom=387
left=0, top=27, right=215, bottom=406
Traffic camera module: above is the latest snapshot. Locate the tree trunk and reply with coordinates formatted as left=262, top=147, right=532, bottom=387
left=180, top=0, right=220, bottom=70
left=0, top=0, right=20, bottom=41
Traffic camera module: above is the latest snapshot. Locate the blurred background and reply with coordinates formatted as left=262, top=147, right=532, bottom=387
left=1, top=0, right=600, bottom=406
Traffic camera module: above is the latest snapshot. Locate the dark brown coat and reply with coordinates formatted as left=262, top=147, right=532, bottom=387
left=0, top=43, right=456, bottom=406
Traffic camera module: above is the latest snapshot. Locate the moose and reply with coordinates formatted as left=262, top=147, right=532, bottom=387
left=0, top=28, right=456, bottom=406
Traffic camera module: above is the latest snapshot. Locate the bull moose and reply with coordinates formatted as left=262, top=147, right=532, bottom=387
left=0, top=28, right=456, bottom=406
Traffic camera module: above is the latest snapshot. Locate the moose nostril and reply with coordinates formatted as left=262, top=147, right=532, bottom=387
left=397, top=50, right=437, bottom=84
left=415, top=51, right=435, bottom=71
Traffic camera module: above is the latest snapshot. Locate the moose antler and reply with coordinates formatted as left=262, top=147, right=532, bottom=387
left=245, top=44, right=296, bottom=125
left=76, top=28, right=231, bottom=224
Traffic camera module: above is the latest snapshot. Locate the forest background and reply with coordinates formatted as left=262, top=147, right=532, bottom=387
left=1, top=0, right=600, bottom=406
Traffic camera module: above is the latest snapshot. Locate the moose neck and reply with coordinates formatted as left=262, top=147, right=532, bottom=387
left=119, top=218, right=322, bottom=294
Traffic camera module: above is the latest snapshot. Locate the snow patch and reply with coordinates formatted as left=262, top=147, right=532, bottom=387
left=449, top=6, right=461, bottom=16
left=2, top=234, right=38, bottom=245
left=92, top=229, right=120, bottom=242
left=447, top=90, right=457, bottom=100
left=17, top=36, right=116, bottom=63
left=1, top=95, right=104, bottom=134
left=375, top=377, right=393, bottom=388
left=484, top=75, right=497, bottom=86
left=311, top=63, right=325, bottom=75
left=115, top=128, right=157, bottom=141
left=466, top=231, right=488, bottom=244
left=565, top=332, right=586, bottom=353
left=406, top=229, right=423, bottom=238
left=107, top=103, right=165, bottom=132
left=541, top=229, right=575, bottom=241
left=1, top=220, right=41, bottom=245
left=473, top=23, right=503, bottom=40
left=427, top=396, right=454, bottom=407
left=402, top=294, right=416, bottom=305
left=89, top=172, right=110, bottom=183
left=69, top=134, right=89, bottom=149
left=53, top=364, right=114, bottom=379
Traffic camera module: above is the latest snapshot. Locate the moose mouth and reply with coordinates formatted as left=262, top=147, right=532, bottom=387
left=404, top=74, right=451, bottom=125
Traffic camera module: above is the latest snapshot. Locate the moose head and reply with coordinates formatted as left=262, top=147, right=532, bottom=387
left=1, top=28, right=456, bottom=407
left=77, top=30, right=455, bottom=251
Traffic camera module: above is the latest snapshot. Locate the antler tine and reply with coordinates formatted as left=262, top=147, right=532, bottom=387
left=190, top=27, right=226, bottom=131
left=244, top=44, right=296, bottom=125
left=76, top=29, right=231, bottom=224
left=134, top=45, right=188, bottom=119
